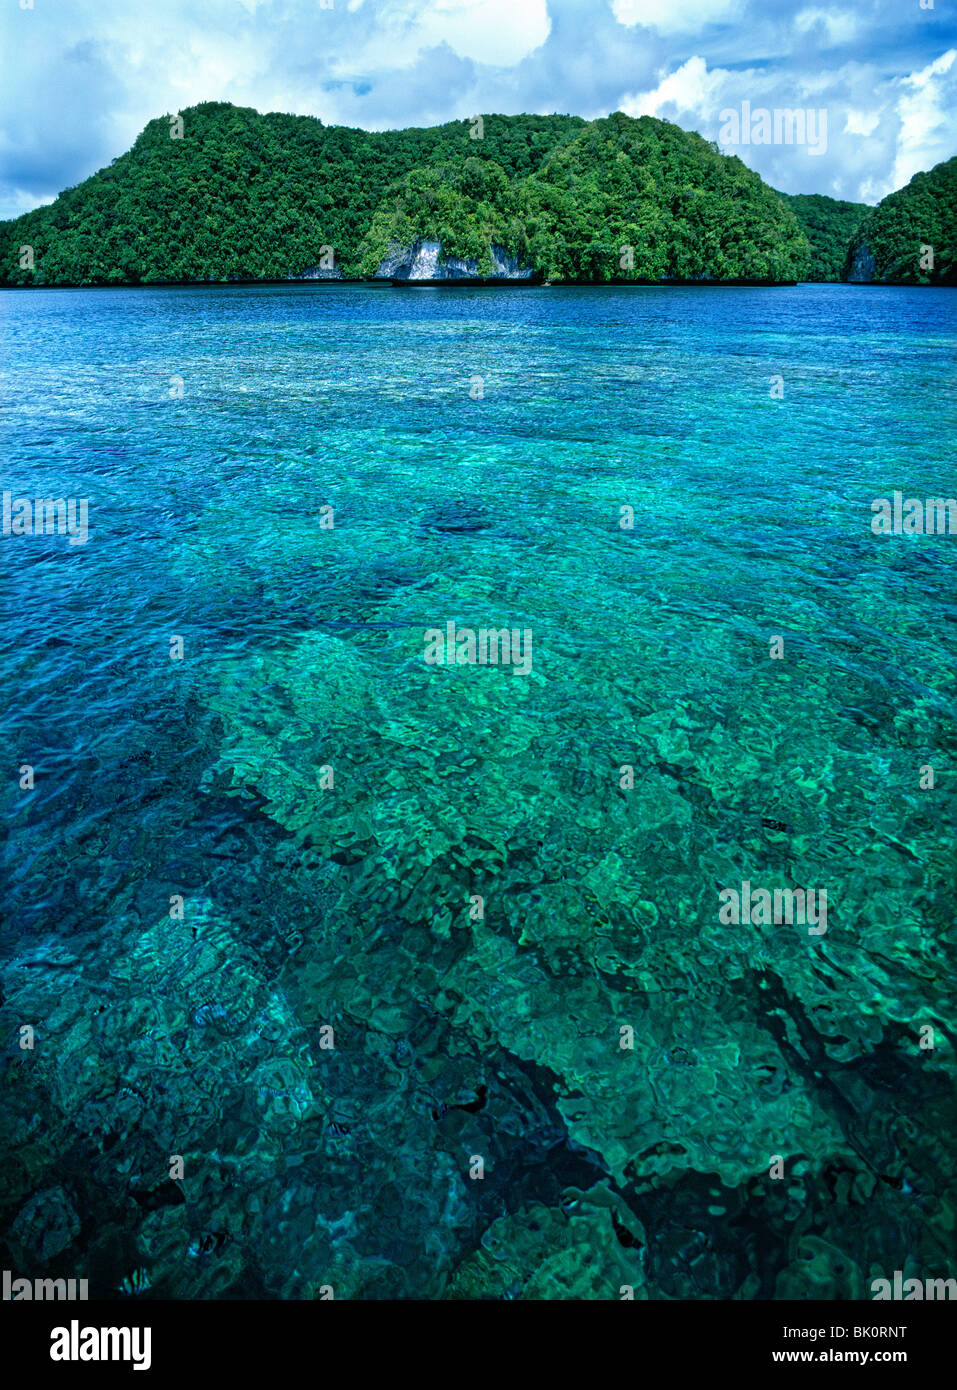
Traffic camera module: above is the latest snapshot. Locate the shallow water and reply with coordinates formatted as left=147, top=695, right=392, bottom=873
left=1, top=283, right=955, bottom=1299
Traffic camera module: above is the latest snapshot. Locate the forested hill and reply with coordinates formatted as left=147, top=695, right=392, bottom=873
left=778, top=193, right=871, bottom=282
left=0, top=104, right=586, bottom=286
left=358, top=113, right=809, bottom=283
left=0, top=101, right=911, bottom=287
left=846, top=157, right=957, bottom=284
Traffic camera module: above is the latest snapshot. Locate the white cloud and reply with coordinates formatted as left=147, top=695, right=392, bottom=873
left=794, top=9, right=858, bottom=46
left=373, top=0, right=550, bottom=69
left=612, top=0, right=743, bottom=36
left=2, top=0, right=955, bottom=217
left=858, top=176, right=886, bottom=204
left=902, top=46, right=957, bottom=88
left=621, top=55, right=727, bottom=122
left=892, top=47, right=957, bottom=189
left=1, top=188, right=54, bottom=219
left=844, top=109, right=880, bottom=136
left=618, top=52, right=919, bottom=204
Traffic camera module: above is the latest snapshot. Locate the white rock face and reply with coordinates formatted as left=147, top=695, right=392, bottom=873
left=376, top=240, right=534, bottom=280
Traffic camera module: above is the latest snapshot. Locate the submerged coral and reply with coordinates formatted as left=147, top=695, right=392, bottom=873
left=2, top=283, right=955, bottom=1299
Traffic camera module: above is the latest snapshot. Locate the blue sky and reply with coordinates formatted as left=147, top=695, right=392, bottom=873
left=1, top=0, right=955, bottom=220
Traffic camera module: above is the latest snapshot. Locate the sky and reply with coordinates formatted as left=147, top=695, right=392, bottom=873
left=1, top=0, right=956, bottom=221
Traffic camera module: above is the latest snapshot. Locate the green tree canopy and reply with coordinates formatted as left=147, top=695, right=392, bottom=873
left=6, top=101, right=940, bottom=288
left=779, top=193, right=870, bottom=281
left=845, top=157, right=957, bottom=284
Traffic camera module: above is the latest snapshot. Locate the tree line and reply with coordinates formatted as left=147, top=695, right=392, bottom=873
left=1, top=101, right=951, bottom=287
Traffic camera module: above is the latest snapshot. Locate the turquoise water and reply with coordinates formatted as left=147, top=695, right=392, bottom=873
left=1, top=283, right=955, bottom=1299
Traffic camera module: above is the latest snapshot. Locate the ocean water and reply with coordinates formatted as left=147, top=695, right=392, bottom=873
left=1, top=282, right=955, bottom=1300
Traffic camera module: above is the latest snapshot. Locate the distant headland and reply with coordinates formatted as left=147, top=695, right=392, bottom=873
left=2, top=104, right=954, bottom=289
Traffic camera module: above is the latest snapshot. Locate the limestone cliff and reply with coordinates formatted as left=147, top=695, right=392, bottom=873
left=845, top=241, right=876, bottom=283
left=374, top=240, right=535, bottom=281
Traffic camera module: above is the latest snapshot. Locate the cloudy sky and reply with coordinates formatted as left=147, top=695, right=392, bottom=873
left=1, top=0, right=955, bottom=220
